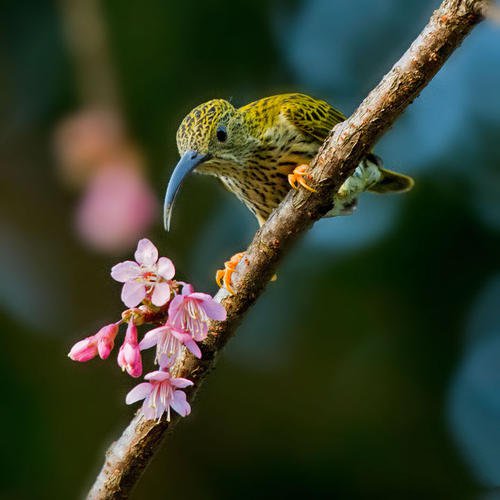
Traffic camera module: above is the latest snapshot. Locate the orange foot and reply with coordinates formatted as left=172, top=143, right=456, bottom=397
left=288, top=164, right=317, bottom=192
left=216, top=252, right=245, bottom=294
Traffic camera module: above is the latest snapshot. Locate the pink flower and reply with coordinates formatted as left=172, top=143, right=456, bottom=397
left=68, top=323, right=119, bottom=362
left=76, top=164, right=157, bottom=254
left=168, top=284, right=226, bottom=341
left=111, top=239, right=175, bottom=308
left=139, top=322, right=201, bottom=367
left=117, top=321, right=143, bottom=377
left=126, top=370, right=193, bottom=421
left=68, top=337, right=98, bottom=362
left=95, top=323, right=120, bottom=359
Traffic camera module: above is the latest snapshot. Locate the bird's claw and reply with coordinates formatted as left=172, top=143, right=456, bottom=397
left=216, top=252, right=245, bottom=294
left=288, top=164, right=317, bottom=193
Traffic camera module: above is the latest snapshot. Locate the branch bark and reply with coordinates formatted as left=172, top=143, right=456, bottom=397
left=87, top=1, right=488, bottom=497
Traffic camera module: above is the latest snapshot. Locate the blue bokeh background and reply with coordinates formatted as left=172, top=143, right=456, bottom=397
left=1, top=0, right=500, bottom=497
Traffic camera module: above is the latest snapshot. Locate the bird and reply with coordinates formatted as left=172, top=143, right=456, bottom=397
left=164, top=92, right=414, bottom=292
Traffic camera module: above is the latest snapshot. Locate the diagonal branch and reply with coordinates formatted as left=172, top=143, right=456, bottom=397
left=87, top=1, right=488, bottom=498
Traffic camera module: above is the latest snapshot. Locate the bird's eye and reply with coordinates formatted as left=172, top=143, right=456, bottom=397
left=216, top=126, right=227, bottom=142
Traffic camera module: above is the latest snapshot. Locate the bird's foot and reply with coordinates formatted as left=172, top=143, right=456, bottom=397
left=216, top=252, right=245, bottom=294
left=288, top=164, right=317, bottom=192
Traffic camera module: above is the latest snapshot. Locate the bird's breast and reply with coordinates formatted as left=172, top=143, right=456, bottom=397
left=219, top=121, right=320, bottom=225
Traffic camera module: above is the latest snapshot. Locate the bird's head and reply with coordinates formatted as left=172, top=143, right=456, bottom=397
left=164, top=99, right=253, bottom=230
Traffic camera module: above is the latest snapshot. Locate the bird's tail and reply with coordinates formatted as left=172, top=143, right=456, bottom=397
left=369, top=168, right=414, bottom=194
left=365, top=154, right=414, bottom=194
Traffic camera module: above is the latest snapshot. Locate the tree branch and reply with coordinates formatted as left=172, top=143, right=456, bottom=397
left=87, top=1, right=488, bottom=498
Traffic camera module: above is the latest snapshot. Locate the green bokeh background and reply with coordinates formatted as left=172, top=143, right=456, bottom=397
left=1, top=0, right=500, bottom=498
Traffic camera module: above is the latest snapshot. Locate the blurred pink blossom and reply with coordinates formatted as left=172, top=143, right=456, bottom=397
left=111, top=238, right=175, bottom=308
left=54, top=109, right=158, bottom=254
left=54, top=109, right=126, bottom=187
left=126, top=370, right=193, bottom=421
left=76, top=164, right=157, bottom=254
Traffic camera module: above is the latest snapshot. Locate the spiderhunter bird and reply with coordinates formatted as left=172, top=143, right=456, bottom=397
left=164, top=93, right=414, bottom=292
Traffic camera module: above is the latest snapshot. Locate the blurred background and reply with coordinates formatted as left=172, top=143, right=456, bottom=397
left=1, top=0, right=500, bottom=498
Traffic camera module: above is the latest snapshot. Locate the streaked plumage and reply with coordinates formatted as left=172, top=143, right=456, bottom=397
left=169, top=93, right=414, bottom=227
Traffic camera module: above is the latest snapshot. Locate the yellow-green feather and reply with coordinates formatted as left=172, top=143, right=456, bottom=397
left=238, top=93, right=344, bottom=142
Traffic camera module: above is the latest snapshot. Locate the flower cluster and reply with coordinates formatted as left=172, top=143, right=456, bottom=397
left=68, top=238, right=226, bottom=421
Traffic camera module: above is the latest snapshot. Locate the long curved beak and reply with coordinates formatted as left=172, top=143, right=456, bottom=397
left=163, top=150, right=211, bottom=231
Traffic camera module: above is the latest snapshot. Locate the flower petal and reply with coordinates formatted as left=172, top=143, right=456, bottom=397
left=156, top=257, right=175, bottom=280
left=96, top=323, right=119, bottom=340
left=144, top=370, right=170, bottom=382
left=171, top=390, right=191, bottom=417
left=184, top=338, right=202, bottom=359
left=97, top=338, right=114, bottom=359
left=154, top=401, right=167, bottom=421
left=68, top=337, right=98, bottom=362
left=125, top=382, right=152, bottom=404
left=190, top=294, right=227, bottom=321
left=127, top=361, right=143, bottom=378
left=110, top=261, right=142, bottom=282
left=192, top=323, right=209, bottom=342
left=170, top=329, right=190, bottom=342
left=121, top=281, right=146, bottom=308
left=167, top=294, right=183, bottom=320
left=201, top=300, right=227, bottom=321
left=135, top=238, right=158, bottom=266
left=171, top=377, right=194, bottom=389
left=96, top=323, right=119, bottom=359
left=151, top=282, right=172, bottom=307
left=142, top=400, right=157, bottom=420
left=188, top=292, right=212, bottom=301
left=121, top=343, right=136, bottom=364
left=138, top=328, right=161, bottom=350
left=157, top=353, right=174, bottom=369
left=124, top=321, right=139, bottom=343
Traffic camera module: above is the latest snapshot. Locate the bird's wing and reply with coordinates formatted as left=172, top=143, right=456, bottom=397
left=281, top=93, right=346, bottom=143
